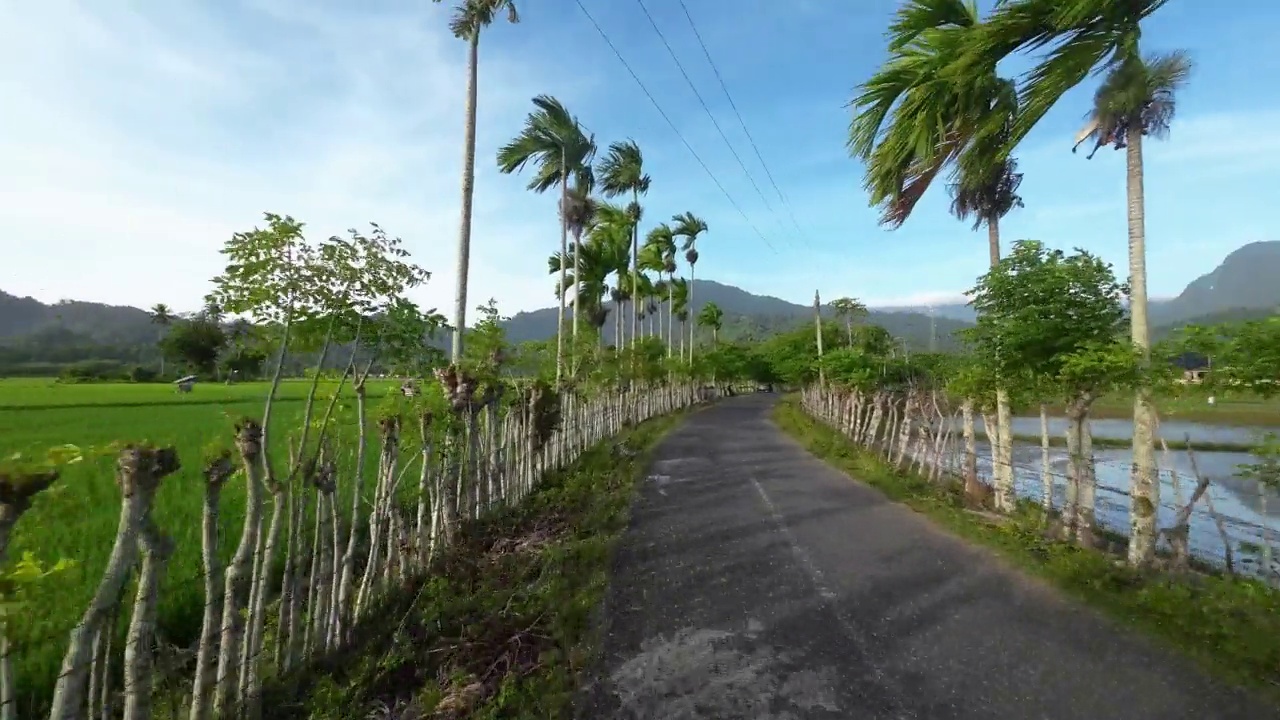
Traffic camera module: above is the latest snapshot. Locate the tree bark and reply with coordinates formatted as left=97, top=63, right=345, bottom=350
left=987, top=217, right=1015, bottom=512
left=451, top=30, right=481, bottom=362
left=1125, top=124, right=1159, bottom=569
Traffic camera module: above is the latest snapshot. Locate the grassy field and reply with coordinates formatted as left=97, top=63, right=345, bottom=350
left=1043, top=390, right=1280, bottom=427
left=773, top=396, right=1280, bottom=698
left=0, top=376, right=402, bottom=710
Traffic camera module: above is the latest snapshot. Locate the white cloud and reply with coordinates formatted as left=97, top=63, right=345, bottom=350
left=0, top=0, right=589, bottom=317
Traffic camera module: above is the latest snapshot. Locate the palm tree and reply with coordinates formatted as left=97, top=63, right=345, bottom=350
left=848, top=0, right=1022, bottom=512
left=150, top=303, right=174, bottom=376
left=651, top=225, right=680, bottom=354
left=672, top=212, right=707, bottom=361
left=698, top=302, right=724, bottom=345
left=670, top=277, right=690, bottom=360
left=497, top=94, right=595, bottom=383
left=638, top=227, right=673, bottom=348
left=549, top=221, right=627, bottom=348
left=434, top=0, right=520, bottom=362
left=981, top=0, right=1180, bottom=567
left=561, top=180, right=598, bottom=346
left=596, top=140, right=651, bottom=353
left=830, top=297, right=869, bottom=345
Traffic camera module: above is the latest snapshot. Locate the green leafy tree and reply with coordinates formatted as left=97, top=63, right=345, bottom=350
left=160, top=317, right=227, bottom=375
left=830, top=297, right=869, bottom=345
left=966, top=239, right=1135, bottom=538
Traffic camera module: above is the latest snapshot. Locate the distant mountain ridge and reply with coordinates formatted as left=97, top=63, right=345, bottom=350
left=868, top=240, right=1280, bottom=325
left=3, top=240, right=1278, bottom=357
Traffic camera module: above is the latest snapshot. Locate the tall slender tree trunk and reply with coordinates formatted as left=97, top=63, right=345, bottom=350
left=630, top=193, right=639, bottom=358
left=451, top=31, right=481, bottom=362
left=688, top=266, right=697, bottom=362
left=666, top=280, right=674, bottom=357
left=987, top=217, right=1015, bottom=512
left=572, top=229, right=582, bottom=344
left=1125, top=126, right=1158, bottom=569
left=556, top=154, right=568, bottom=384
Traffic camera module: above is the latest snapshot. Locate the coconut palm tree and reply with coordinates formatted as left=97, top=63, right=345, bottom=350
left=497, top=94, right=595, bottom=382
left=848, top=0, right=1023, bottom=511
left=979, top=0, right=1180, bottom=568
left=150, top=303, right=174, bottom=376
left=671, top=212, right=707, bottom=361
left=596, top=140, right=651, bottom=352
left=698, top=302, right=724, bottom=345
left=433, top=0, right=519, bottom=362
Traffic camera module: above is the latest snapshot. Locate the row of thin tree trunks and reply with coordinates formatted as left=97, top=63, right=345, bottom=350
left=802, top=384, right=1262, bottom=579
left=7, top=383, right=705, bottom=720
left=800, top=386, right=1102, bottom=541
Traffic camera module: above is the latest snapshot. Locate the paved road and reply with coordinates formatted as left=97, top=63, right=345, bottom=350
left=575, top=395, right=1279, bottom=719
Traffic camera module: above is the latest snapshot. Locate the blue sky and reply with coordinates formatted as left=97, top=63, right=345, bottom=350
left=3, top=0, right=1278, bottom=317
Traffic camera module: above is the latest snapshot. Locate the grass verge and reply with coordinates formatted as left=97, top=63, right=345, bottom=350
left=261, top=410, right=689, bottom=719
left=772, top=395, right=1280, bottom=698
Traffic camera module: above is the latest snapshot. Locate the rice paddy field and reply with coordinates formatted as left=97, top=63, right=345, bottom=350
left=0, top=376, right=404, bottom=707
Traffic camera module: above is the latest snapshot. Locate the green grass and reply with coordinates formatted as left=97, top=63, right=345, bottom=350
left=772, top=396, right=1280, bottom=697
left=0, top=376, right=398, bottom=410
left=259, top=409, right=689, bottom=719
left=1, top=377, right=402, bottom=712
left=1003, top=433, right=1257, bottom=453
left=1043, top=390, right=1280, bottom=427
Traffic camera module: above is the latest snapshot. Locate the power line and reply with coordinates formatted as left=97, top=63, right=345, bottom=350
left=632, top=0, right=795, bottom=249
left=571, top=0, right=777, bottom=254
left=674, top=0, right=811, bottom=245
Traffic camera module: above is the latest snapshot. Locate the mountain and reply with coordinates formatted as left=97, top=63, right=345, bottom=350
left=1148, top=241, right=1280, bottom=325
left=0, top=292, right=157, bottom=344
left=501, top=279, right=971, bottom=351
left=5, top=240, right=1277, bottom=369
left=870, top=240, right=1280, bottom=326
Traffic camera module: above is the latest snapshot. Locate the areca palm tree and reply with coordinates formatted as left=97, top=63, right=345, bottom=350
left=849, top=0, right=1022, bottom=511
left=979, top=0, right=1180, bottom=568
left=596, top=140, right=651, bottom=352
left=638, top=226, right=675, bottom=347
left=672, top=212, right=707, bottom=362
left=497, top=94, right=595, bottom=382
left=150, top=303, right=174, bottom=376
left=647, top=224, right=680, bottom=354
left=698, top=302, right=724, bottom=345
left=434, top=0, right=519, bottom=362
left=561, top=180, right=598, bottom=344
left=669, top=277, right=690, bottom=360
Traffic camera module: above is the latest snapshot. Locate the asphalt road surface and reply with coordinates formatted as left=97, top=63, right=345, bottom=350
left=575, top=395, right=1279, bottom=720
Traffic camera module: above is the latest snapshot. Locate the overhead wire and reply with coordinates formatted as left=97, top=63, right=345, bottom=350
left=631, top=0, right=796, bottom=249
left=674, top=0, right=812, bottom=245
left=571, top=0, right=777, bottom=254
